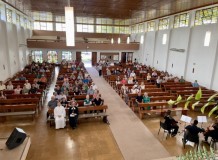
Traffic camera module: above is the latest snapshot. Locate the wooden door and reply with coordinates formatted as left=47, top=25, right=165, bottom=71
left=76, top=52, right=81, bottom=63
left=92, top=52, right=97, bottom=66
left=121, top=52, right=126, bottom=63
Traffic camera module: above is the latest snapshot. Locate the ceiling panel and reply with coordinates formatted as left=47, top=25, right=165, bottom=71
left=5, top=0, right=218, bottom=24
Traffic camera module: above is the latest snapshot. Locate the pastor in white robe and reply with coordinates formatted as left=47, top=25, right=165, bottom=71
left=54, top=105, right=66, bottom=129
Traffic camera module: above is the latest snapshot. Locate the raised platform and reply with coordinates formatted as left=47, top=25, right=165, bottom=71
left=0, top=136, right=31, bottom=160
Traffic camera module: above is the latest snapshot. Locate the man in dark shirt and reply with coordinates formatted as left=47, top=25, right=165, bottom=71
left=184, top=120, right=205, bottom=143
left=92, top=95, right=103, bottom=106
left=204, top=120, right=218, bottom=142
left=164, top=110, right=179, bottom=137
left=136, top=92, right=143, bottom=103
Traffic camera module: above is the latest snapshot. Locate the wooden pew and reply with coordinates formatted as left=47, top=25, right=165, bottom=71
left=138, top=102, right=188, bottom=119
left=0, top=104, right=37, bottom=121
left=48, top=105, right=109, bottom=127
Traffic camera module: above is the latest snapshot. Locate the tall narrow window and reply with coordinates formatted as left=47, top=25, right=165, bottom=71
left=32, top=51, right=43, bottom=63
left=140, top=35, right=144, bottom=44
left=47, top=51, right=58, bottom=63
left=158, top=18, right=169, bottom=30
left=6, top=8, right=12, bottom=23
left=162, top=34, right=167, bottom=45
left=204, top=31, right=211, bottom=46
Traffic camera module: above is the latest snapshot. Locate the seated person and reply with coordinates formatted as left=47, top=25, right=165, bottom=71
left=74, top=87, right=81, bottom=95
left=184, top=120, right=205, bottom=144
left=156, top=76, right=162, bottom=88
left=87, top=86, right=94, bottom=95
left=164, top=110, right=179, bottom=137
left=55, top=86, right=62, bottom=95
left=179, top=76, right=185, bottom=83
left=54, top=101, right=66, bottom=129
left=147, top=73, right=151, bottom=81
left=192, top=80, right=199, bottom=88
left=82, top=83, right=89, bottom=93
left=121, top=78, right=127, bottom=85
left=135, top=92, right=143, bottom=105
left=0, top=81, right=6, bottom=91
left=39, top=75, right=47, bottom=84
left=204, top=119, right=218, bottom=143
left=24, top=80, right=31, bottom=91
left=29, top=84, right=38, bottom=94
left=130, top=71, right=136, bottom=77
left=131, top=86, right=139, bottom=94
left=61, top=97, right=68, bottom=108
left=68, top=102, right=79, bottom=129
left=92, top=95, right=103, bottom=106
left=84, top=95, right=92, bottom=106
left=140, top=82, right=145, bottom=90
left=143, top=92, right=150, bottom=110
left=6, top=81, right=14, bottom=90
left=14, top=85, right=22, bottom=94
left=0, top=91, right=6, bottom=99
left=128, top=77, right=134, bottom=84
left=47, top=96, right=57, bottom=118
left=151, top=71, right=157, bottom=77
left=19, top=74, right=26, bottom=81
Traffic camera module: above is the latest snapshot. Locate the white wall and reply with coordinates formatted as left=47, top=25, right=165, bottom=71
left=185, top=24, right=218, bottom=88
left=0, top=21, right=10, bottom=80
left=153, top=30, right=171, bottom=71
left=0, top=20, right=31, bottom=81
left=133, top=23, right=218, bottom=90
left=144, top=31, right=156, bottom=66
left=167, top=27, right=191, bottom=77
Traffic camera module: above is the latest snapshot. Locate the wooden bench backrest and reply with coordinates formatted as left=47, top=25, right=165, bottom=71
left=78, top=105, right=108, bottom=113
left=0, top=98, right=39, bottom=105
left=0, top=104, right=37, bottom=112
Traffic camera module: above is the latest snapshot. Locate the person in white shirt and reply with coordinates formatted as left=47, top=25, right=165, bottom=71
left=156, top=76, right=162, bottom=88
left=0, top=81, right=6, bottom=91
left=91, top=82, right=98, bottom=90
left=6, top=81, right=14, bottom=90
left=147, top=73, right=151, bottom=81
left=131, top=86, right=139, bottom=94
left=24, top=80, right=31, bottom=90
left=140, top=82, right=145, bottom=90
left=54, top=101, right=66, bottom=129
left=130, top=71, right=136, bottom=77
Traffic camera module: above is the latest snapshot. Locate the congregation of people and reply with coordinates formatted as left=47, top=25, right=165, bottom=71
left=47, top=60, right=105, bottom=130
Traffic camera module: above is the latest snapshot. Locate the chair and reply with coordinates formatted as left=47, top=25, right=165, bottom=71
left=158, top=121, right=171, bottom=139
left=182, top=130, right=199, bottom=150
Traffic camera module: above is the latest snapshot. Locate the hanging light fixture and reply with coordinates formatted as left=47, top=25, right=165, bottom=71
left=65, top=0, right=75, bottom=46
left=127, top=36, right=130, bottom=44
left=118, top=37, right=121, bottom=44
left=111, top=38, right=114, bottom=44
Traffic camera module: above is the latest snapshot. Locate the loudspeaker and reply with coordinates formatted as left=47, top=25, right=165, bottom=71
left=6, top=128, right=27, bottom=150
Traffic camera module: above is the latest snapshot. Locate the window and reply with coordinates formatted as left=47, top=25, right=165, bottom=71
left=56, top=23, right=66, bottom=31
left=32, top=51, right=43, bottom=63
left=47, top=51, right=58, bottom=63
left=204, top=31, right=211, bottom=46
left=33, top=11, right=53, bottom=21
left=56, top=16, right=65, bottom=22
left=195, top=6, right=218, bottom=25
left=16, top=14, right=20, bottom=25
left=76, top=17, right=94, bottom=24
left=77, top=24, right=94, bottom=33
left=147, top=21, right=155, bottom=31
left=138, top=23, right=144, bottom=32
left=131, top=25, right=138, bottom=33
left=6, top=8, right=12, bottom=23
left=174, top=13, right=189, bottom=28
left=162, top=34, right=167, bottom=45
left=62, top=51, right=72, bottom=61
left=34, top=22, right=53, bottom=30
left=158, top=18, right=169, bottom=30
left=96, top=25, right=112, bottom=33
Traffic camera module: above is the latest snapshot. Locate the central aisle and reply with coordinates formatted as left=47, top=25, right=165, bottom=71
left=86, top=67, right=170, bottom=160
